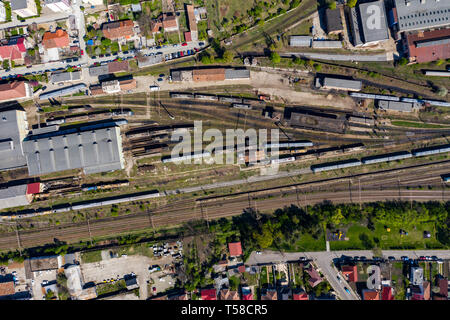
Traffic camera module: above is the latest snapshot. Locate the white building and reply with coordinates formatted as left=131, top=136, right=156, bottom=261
left=44, top=0, right=71, bottom=13
left=81, top=0, right=103, bottom=7
left=101, top=80, right=121, bottom=94
left=0, top=2, right=7, bottom=22
left=10, top=0, right=38, bottom=18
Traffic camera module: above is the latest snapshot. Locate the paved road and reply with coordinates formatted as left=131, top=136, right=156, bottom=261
left=285, top=52, right=393, bottom=62
left=247, top=250, right=450, bottom=300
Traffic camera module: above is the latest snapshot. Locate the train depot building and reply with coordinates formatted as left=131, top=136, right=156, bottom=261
left=0, top=107, right=29, bottom=171
left=22, top=123, right=125, bottom=176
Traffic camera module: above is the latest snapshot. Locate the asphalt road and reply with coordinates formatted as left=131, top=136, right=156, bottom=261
left=247, top=250, right=450, bottom=300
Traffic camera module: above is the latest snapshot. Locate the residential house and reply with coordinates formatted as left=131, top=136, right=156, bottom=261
left=44, top=0, right=71, bottom=13
left=0, top=275, right=15, bottom=298
left=306, top=267, right=323, bottom=288
left=280, top=287, right=292, bottom=300
left=101, top=20, right=134, bottom=41
left=150, top=13, right=179, bottom=34
left=213, top=260, right=228, bottom=273
left=186, top=4, right=198, bottom=41
left=241, top=287, right=253, bottom=300
left=228, top=242, right=242, bottom=257
left=42, top=29, right=70, bottom=62
left=292, top=288, right=309, bottom=300
left=261, top=288, right=277, bottom=300
left=220, top=289, right=240, bottom=300
left=125, top=275, right=139, bottom=290
left=0, top=37, right=27, bottom=65
left=341, top=265, right=358, bottom=282
left=362, top=289, right=380, bottom=300
left=0, top=81, right=32, bottom=102
left=81, top=0, right=103, bottom=6
left=404, top=28, right=450, bottom=64
left=423, top=281, right=431, bottom=300
left=410, top=267, right=423, bottom=286
left=0, top=1, right=7, bottom=22
left=201, top=288, right=216, bottom=300
left=10, top=0, right=37, bottom=18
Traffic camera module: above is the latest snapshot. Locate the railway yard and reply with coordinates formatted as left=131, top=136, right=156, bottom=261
left=0, top=70, right=450, bottom=254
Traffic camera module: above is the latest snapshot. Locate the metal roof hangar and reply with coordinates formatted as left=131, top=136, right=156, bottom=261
left=394, top=0, right=450, bottom=32
left=22, top=123, right=125, bottom=176
left=0, top=108, right=28, bottom=171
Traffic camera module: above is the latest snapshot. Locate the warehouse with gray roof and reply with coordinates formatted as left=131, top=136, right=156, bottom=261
left=289, top=36, right=312, bottom=47
left=22, top=123, right=125, bottom=176
left=50, top=71, right=82, bottom=84
left=225, top=68, right=250, bottom=80
left=137, top=54, right=164, bottom=68
left=316, top=76, right=362, bottom=91
left=377, top=100, right=421, bottom=112
left=348, top=0, right=389, bottom=46
left=0, top=108, right=28, bottom=171
left=394, top=0, right=450, bottom=32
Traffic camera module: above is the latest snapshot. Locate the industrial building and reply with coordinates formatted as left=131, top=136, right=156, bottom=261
left=404, top=28, right=450, bottom=63
left=325, top=8, right=343, bottom=34
left=0, top=182, right=42, bottom=210
left=289, top=36, right=313, bottom=47
left=377, top=100, right=420, bottom=112
left=137, top=53, right=163, bottom=68
left=311, top=40, right=343, bottom=48
left=90, top=78, right=137, bottom=95
left=0, top=108, right=28, bottom=171
left=348, top=0, right=389, bottom=46
left=171, top=68, right=250, bottom=82
left=39, top=83, right=87, bottom=100
left=315, top=76, right=362, bottom=91
left=22, top=123, right=125, bottom=176
left=50, top=70, right=82, bottom=84
left=393, top=0, right=450, bottom=32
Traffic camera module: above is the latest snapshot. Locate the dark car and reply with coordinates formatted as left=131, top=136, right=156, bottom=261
left=388, top=256, right=396, bottom=261
left=156, top=46, right=162, bottom=49
left=359, top=256, right=367, bottom=261
left=105, top=53, right=111, bottom=57
left=159, top=74, right=165, bottom=77
left=157, top=78, right=163, bottom=82
left=123, top=51, right=129, bottom=54
left=199, top=42, right=204, bottom=46
left=92, top=56, right=97, bottom=59
left=401, top=256, right=409, bottom=261
left=431, top=256, right=438, bottom=261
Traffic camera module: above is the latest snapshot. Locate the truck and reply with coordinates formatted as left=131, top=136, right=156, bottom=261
left=150, top=85, right=160, bottom=91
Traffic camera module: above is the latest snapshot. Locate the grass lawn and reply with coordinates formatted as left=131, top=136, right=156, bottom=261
left=112, top=243, right=154, bottom=258
left=96, top=279, right=127, bottom=296
left=330, top=222, right=442, bottom=250
left=391, top=120, right=450, bottom=129
left=81, top=250, right=102, bottom=263
left=292, top=233, right=326, bottom=251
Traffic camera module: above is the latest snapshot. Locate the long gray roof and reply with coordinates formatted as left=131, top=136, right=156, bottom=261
left=23, top=125, right=124, bottom=176
left=10, top=0, right=28, bottom=10
left=395, top=0, right=450, bottom=32
left=323, top=77, right=362, bottom=90
left=378, top=100, right=414, bottom=112
left=289, top=36, right=312, bottom=47
left=137, top=54, right=163, bottom=68
left=0, top=184, right=29, bottom=210
left=50, top=71, right=81, bottom=83
left=225, top=69, right=250, bottom=80
left=0, top=109, right=27, bottom=170
left=359, top=0, right=389, bottom=43
left=88, top=65, right=109, bottom=77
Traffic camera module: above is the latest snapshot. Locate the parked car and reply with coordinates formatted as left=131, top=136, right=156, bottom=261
left=431, top=256, right=438, bottom=261
left=419, top=256, right=426, bottom=261
left=181, top=42, right=187, bottom=46
left=194, top=47, right=199, bottom=52
left=401, top=256, right=409, bottom=261
left=388, top=256, right=396, bottom=261
left=256, top=251, right=262, bottom=255
left=199, top=42, right=204, bottom=46
left=80, top=49, right=84, bottom=55
left=344, top=287, right=351, bottom=294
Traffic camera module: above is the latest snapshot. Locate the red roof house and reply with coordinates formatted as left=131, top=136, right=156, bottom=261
left=184, top=31, right=192, bottom=42
left=26, top=183, right=41, bottom=194
left=381, top=286, right=394, bottom=300
left=241, top=287, right=252, bottom=300
left=341, top=265, right=358, bottom=282
left=405, top=28, right=450, bottom=63
left=228, top=242, right=242, bottom=257
left=423, top=281, right=431, bottom=300
left=102, top=20, right=134, bottom=40
left=0, top=37, right=26, bottom=61
left=201, top=289, right=217, bottom=300
left=293, top=289, right=309, bottom=300
left=0, top=81, right=30, bottom=102
left=42, top=29, right=70, bottom=49
left=362, top=289, right=380, bottom=300
left=306, top=267, right=323, bottom=288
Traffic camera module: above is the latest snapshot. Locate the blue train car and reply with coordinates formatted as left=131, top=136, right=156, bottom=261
left=361, top=151, right=412, bottom=165
left=311, top=159, right=361, bottom=173
left=412, top=144, right=450, bottom=157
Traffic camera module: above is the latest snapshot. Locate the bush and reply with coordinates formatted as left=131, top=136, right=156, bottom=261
left=347, top=0, right=358, bottom=8
left=328, top=1, right=337, bottom=10
left=398, top=57, right=408, bottom=66
left=269, top=51, right=281, bottom=64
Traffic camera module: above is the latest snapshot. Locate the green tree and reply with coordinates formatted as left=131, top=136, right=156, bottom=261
left=313, top=63, right=322, bottom=71
left=347, top=0, right=358, bottom=8
left=253, top=226, right=274, bottom=248
left=222, top=50, right=234, bottom=63
left=328, top=1, right=337, bottom=10
left=398, top=57, right=408, bottom=66
left=269, top=51, right=281, bottom=64
left=101, top=37, right=111, bottom=46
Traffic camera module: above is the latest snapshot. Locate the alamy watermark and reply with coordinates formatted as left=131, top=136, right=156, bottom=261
left=168, top=121, right=281, bottom=175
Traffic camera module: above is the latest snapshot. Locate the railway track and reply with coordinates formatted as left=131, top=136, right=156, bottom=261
left=1, top=188, right=449, bottom=251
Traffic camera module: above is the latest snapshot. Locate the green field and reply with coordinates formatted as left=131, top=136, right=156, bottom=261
left=80, top=250, right=102, bottom=263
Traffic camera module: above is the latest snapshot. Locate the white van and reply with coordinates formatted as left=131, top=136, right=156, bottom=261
left=149, top=85, right=160, bottom=91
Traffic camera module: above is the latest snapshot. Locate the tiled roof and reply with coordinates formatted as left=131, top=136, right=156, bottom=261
left=108, top=60, right=129, bottom=73
left=0, top=280, right=15, bottom=297
left=162, top=13, right=178, bottom=29
left=102, top=20, right=134, bottom=40
left=201, top=289, right=216, bottom=300
left=342, top=265, right=358, bottom=282
left=0, top=81, right=28, bottom=101
left=261, top=289, right=277, bottom=300
left=186, top=4, right=197, bottom=32
left=26, top=182, right=41, bottom=194
left=228, top=242, right=242, bottom=256
left=220, top=289, right=240, bottom=300
left=381, top=286, right=394, bottom=300
left=363, top=289, right=380, bottom=300
left=42, top=29, right=69, bottom=49
left=0, top=37, right=26, bottom=60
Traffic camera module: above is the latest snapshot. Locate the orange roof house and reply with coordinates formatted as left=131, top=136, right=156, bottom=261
left=0, top=275, right=15, bottom=297
left=363, top=289, right=380, bottom=300
left=342, top=265, right=358, bottom=282
left=186, top=4, right=197, bottom=32
left=102, top=20, right=134, bottom=40
left=42, top=29, right=69, bottom=49
left=228, top=242, right=242, bottom=257
left=192, top=68, right=226, bottom=82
